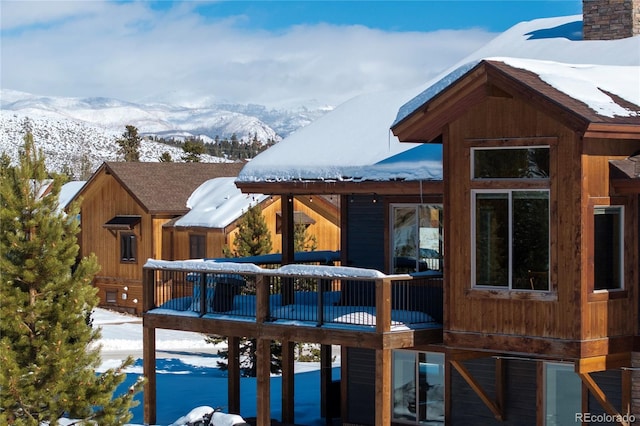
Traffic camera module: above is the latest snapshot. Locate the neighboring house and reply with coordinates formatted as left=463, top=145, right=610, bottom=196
left=162, top=176, right=341, bottom=260
left=71, top=161, right=244, bottom=315
left=141, top=3, right=640, bottom=426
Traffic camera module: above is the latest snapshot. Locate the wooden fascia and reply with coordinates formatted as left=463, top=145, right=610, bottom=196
left=450, top=359, right=504, bottom=421
left=236, top=179, right=443, bottom=196
left=575, top=352, right=631, bottom=374
left=578, top=371, right=632, bottom=426
left=392, top=64, right=489, bottom=143
left=583, top=123, right=640, bottom=140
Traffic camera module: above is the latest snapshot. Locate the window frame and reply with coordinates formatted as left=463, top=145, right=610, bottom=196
left=471, top=145, right=550, bottom=181
left=119, top=232, right=137, bottom=263
left=389, top=203, right=443, bottom=274
left=471, top=188, right=550, bottom=291
left=189, top=233, right=207, bottom=259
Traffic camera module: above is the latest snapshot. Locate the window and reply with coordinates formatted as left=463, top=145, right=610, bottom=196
left=473, top=147, right=549, bottom=179
left=544, top=363, right=581, bottom=425
left=105, top=290, right=117, bottom=304
left=391, top=204, right=443, bottom=273
left=120, top=232, right=137, bottom=263
left=189, top=234, right=206, bottom=259
left=473, top=190, right=549, bottom=290
left=392, top=351, right=444, bottom=424
left=594, top=206, right=624, bottom=290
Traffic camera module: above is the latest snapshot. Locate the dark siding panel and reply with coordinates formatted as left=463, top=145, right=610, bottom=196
left=346, top=347, right=375, bottom=425
left=588, top=370, right=622, bottom=425
left=346, top=195, right=385, bottom=271
left=451, top=358, right=537, bottom=425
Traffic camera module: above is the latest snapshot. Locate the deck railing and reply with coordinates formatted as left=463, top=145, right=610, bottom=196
left=144, top=260, right=442, bottom=332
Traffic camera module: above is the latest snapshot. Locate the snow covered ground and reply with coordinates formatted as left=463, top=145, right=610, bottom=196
left=93, top=308, right=340, bottom=425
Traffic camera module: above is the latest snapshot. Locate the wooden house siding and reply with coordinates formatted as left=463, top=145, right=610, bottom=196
left=345, top=347, right=376, bottom=425
left=438, top=90, right=640, bottom=358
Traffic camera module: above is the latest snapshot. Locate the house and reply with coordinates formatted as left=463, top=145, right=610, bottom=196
left=72, top=161, right=244, bottom=314
left=141, top=2, right=640, bottom=425
left=162, top=177, right=340, bottom=261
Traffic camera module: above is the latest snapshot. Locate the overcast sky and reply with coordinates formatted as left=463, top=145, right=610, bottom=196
left=0, top=1, right=582, bottom=109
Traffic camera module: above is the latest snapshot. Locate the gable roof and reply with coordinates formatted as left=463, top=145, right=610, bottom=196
left=237, top=15, right=640, bottom=188
left=173, top=177, right=269, bottom=229
left=392, top=58, right=640, bottom=142
left=610, top=153, right=640, bottom=193
left=77, top=162, right=245, bottom=215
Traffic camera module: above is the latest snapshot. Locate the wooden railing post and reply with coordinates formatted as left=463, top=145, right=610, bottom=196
left=199, top=272, right=207, bottom=316
left=376, top=278, right=391, bottom=333
left=255, top=274, right=269, bottom=323
left=142, top=268, right=156, bottom=313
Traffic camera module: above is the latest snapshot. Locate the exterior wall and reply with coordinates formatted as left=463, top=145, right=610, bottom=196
left=345, top=347, right=376, bottom=425
left=442, top=93, right=639, bottom=357
left=79, top=171, right=157, bottom=314
left=583, top=0, right=640, bottom=40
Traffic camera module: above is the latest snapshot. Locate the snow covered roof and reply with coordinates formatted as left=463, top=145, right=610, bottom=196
left=173, top=177, right=268, bottom=229
left=58, top=180, right=86, bottom=211
left=237, top=15, right=640, bottom=185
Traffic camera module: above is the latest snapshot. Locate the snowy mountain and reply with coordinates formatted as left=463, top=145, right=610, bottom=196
left=0, top=89, right=331, bottom=176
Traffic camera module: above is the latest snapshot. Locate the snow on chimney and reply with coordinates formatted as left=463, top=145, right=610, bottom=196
left=582, top=0, right=640, bottom=40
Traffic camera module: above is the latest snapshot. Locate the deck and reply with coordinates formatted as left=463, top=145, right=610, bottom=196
left=142, top=259, right=443, bottom=349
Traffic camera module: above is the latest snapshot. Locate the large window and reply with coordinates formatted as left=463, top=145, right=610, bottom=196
left=594, top=206, right=624, bottom=290
left=392, top=351, right=444, bottom=424
left=544, top=363, right=581, bottom=425
left=120, top=232, right=137, bottom=263
left=471, top=146, right=550, bottom=291
left=473, top=190, right=549, bottom=290
left=391, top=204, right=443, bottom=273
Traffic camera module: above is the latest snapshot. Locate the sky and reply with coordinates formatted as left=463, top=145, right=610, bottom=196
left=0, top=0, right=582, bottom=109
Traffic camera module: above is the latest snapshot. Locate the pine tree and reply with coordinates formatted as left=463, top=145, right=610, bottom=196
left=115, top=125, right=141, bottom=162
left=159, top=151, right=173, bottom=162
left=0, top=133, right=142, bottom=425
left=181, top=139, right=205, bottom=163
left=226, top=205, right=272, bottom=257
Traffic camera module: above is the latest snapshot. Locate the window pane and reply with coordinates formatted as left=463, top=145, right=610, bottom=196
left=393, top=207, right=418, bottom=273
left=393, top=351, right=417, bottom=421
left=419, top=205, right=443, bottom=271
left=474, top=148, right=549, bottom=179
left=545, top=363, right=581, bottom=426
left=594, top=207, right=623, bottom=290
left=475, top=193, right=509, bottom=286
left=512, top=191, right=549, bottom=290
left=419, top=352, right=445, bottom=423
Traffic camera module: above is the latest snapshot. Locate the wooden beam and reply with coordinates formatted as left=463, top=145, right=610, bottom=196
left=256, top=338, right=271, bottom=426
left=578, top=372, right=630, bottom=426
left=374, top=348, right=392, bottom=426
left=143, top=326, right=156, bottom=426
left=228, top=336, right=240, bottom=414
left=281, top=340, right=295, bottom=424
left=450, top=360, right=503, bottom=421
left=320, top=344, right=332, bottom=419
left=575, top=353, right=631, bottom=374
left=376, top=279, right=391, bottom=333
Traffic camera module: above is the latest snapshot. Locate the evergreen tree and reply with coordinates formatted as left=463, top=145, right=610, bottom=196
left=159, top=151, right=173, bottom=162
left=181, top=139, right=205, bottom=163
left=225, top=205, right=272, bottom=257
left=115, top=125, right=141, bottom=162
left=294, top=223, right=318, bottom=252
left=215, top=205, right=278, bottom=376
left=0, top=133, right=142, bottom=425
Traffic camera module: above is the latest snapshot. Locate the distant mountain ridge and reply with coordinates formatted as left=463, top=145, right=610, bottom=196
left=0, top=89, right=332, bottom=177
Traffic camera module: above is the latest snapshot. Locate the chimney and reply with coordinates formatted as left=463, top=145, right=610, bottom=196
left=582, top=0, right=640, bottom=40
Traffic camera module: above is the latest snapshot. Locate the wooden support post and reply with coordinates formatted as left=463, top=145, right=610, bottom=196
left=228, top=336, right=240, bottom=414
left=256, top=338, right=271, bottom=426
left=374, top=348, right=392, bottom=426
left=375, top=278, right=391, bottom=333
left=444, top=355, right=452, bottom=423
left=622, top=367, right=632, bottom=416
left=340, top=346, right=348, bottom=421
left=320, top=344, right=332, bottom=420
left=282, top=340, right=295, bottom=424
left=255, top=275, right=268, bottom=323
left=451, top=360, right=503, bottom=421
left=495, top=357, right=505, bottom=417
left=578, top=372, right=630, bottom=426
left=143, top=325, right=156, bottom=426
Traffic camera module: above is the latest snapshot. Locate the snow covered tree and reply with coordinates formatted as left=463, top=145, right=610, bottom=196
left=115, top=125, right=141, bottom=162
left=0, top=133, right=142, bottom=425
